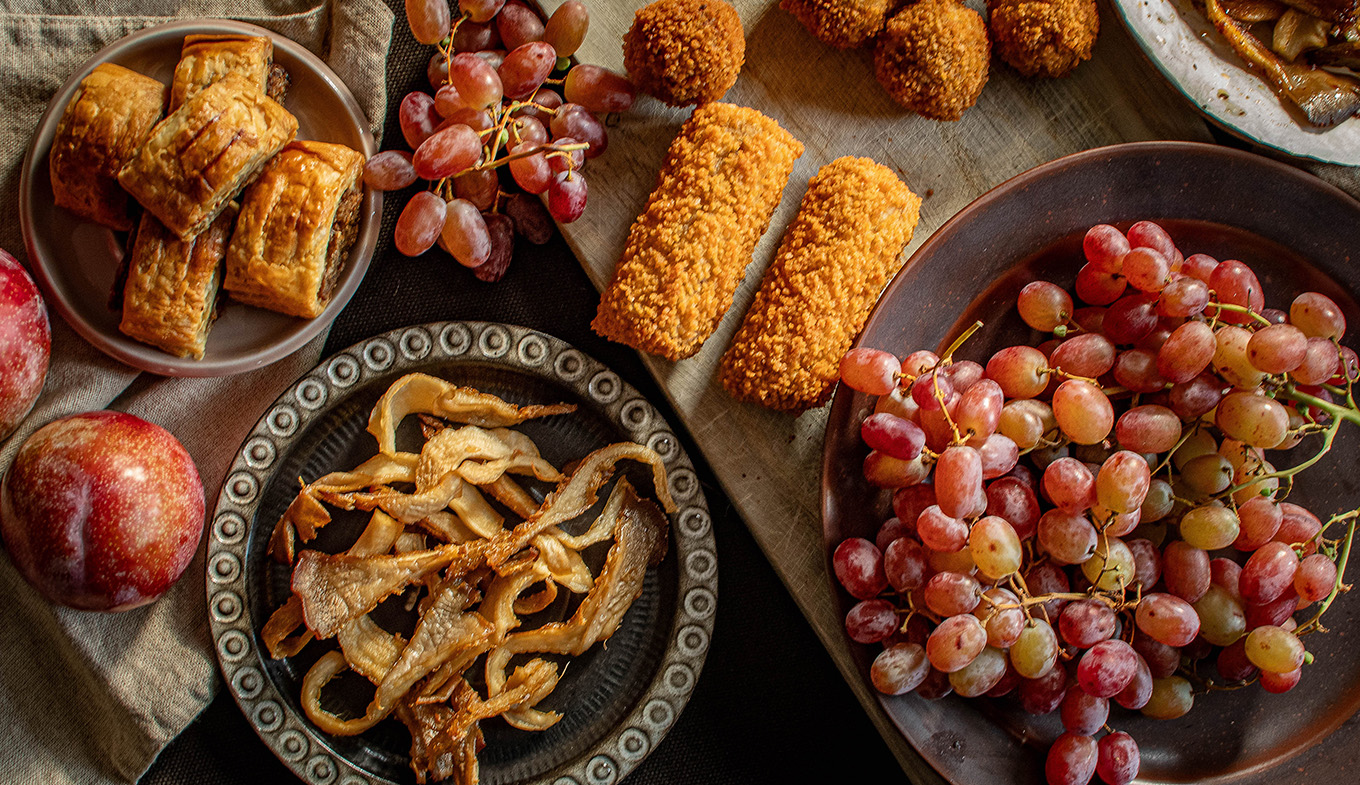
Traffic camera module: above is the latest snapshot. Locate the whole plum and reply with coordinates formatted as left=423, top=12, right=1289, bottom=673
left=0, top=248, right=50, bottom=439
left=1, top=411, right=204, bottom=611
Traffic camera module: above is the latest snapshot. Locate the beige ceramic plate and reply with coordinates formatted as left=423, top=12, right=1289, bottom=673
left=1113, top=0, right=1360, bottom=166
left=18, top=19, right=381, bottom=377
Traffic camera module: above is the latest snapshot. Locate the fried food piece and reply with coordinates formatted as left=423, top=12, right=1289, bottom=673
left=989, top=0, right=1099, bottom=78
left=781, top=0, right=891, bottom=48
left=873, top=0, right=990, bottom=120
left=623, top=0, right=746, bottom=106
left=592, top=103, right=803, bottom=361
left=718, top=157, right=921, bottom=412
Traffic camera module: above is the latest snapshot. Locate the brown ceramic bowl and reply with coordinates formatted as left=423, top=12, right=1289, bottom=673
left=19, top=19, right=380, bottom=377
left=822, top=141, right=1360, bottom=785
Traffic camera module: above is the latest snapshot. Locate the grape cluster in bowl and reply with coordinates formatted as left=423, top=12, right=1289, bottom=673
left=371, top=0, right=635, bottom=280
left=832, top=220, right=1358, bottom=785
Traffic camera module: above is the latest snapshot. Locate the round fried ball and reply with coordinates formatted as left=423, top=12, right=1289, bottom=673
left=873, top=0, right=990, bottom=121
left=623, top=0, right=746, bottom=107
left=989, top=0, right=1099, bottom=78
left=780, top=0, right=891, bottom=49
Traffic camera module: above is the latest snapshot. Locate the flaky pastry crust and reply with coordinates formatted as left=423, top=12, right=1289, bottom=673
left=49, top=63, right=166, bottom=231
left=171, top=33, right=284, bottom=108
left=118, top=71, right=298, bottom=241
left=224, top=140, right=366, bottom=319
left=118, top=206, right=235, bottom=359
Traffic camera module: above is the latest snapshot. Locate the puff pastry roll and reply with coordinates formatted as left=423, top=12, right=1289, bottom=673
left=170, top=33, right=289, bottom=109
left=49, top=63, right=166, bottom=231
left=118, top=71, right=298, bottom=241
left=224, top=140, right=366, bottom=319
left=118, top=205, right=236, bottom=359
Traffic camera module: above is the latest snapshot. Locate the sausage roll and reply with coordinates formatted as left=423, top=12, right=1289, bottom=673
left=49, top=63, right=166, bottom=231
left=223, top=140, right=366, bottom=319
left=592, top=103, right=803, bottom=361
left=718, top=157, right=921, bottom=412
left=170, top=33, right=290, bottom=109
left=118, top=205, right=237, bottom=359
left=118, top=71, right=298, bottom=241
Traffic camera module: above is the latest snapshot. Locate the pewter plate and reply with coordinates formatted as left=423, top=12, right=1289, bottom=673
left=206, top=322, right=716, bottom=784
left=1113, top=0, right=1360, bottom=166
left=19, top=19, right=381, bottom=377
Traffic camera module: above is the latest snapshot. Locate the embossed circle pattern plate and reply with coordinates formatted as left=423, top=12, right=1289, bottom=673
left=208, top=322, right=717, bottom=784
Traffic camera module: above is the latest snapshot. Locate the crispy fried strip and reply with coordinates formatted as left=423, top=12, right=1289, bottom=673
left=261, top=595, right=312, bottom=658
left=292, top=542, right=465, bottom=639
left=264, top=510, right=404, bottom=657
left=336, top=614, right=406, bottom=683
left=416, top=426, right=562, bottom=489
left=486, top=485, right=670, bottom=728
left=481, top=475, right=539, bottom=518
left=368, top=373, right=576, bottom=455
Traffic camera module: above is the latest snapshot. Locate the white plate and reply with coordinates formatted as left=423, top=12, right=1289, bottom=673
left=1113, top=0, right=1360, bottom=166
left=18, top=19, right=382, bottom=377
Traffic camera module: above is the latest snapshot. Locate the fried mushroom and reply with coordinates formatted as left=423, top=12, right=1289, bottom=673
left=873, top=0, right=990, bottom=120
left=623, top=0, right=746, bottom=106
left=989, top=0, right=1100, bottom=78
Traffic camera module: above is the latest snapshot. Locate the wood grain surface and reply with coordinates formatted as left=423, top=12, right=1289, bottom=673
left=553, top=0, right=1215, bottom=778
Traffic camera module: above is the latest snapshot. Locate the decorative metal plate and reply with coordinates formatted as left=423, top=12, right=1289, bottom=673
left=207, top=322, right=716, bottom=784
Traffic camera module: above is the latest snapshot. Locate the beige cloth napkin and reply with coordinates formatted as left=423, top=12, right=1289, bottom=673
left=0, top=2, right=393, bottom=784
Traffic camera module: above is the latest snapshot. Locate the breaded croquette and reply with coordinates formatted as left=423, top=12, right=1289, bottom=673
left=718, top=157, right=921, bottom=412
left=623, top=0, right=746, bottom=106
left=874, top=0, right=990, bottom=120
left=781, top=0, right=892, bottom=48
left=592, top=103, right=803, bottom=361
left=989, top=0, right=1099, bottom=78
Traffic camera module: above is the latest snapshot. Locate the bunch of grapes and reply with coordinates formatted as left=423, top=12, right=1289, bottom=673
left=370, top=0, right=635, bottom=280
left=832, top=219, right=1359, bottom=785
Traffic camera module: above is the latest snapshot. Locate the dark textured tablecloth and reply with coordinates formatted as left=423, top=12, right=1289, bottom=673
left=140, top=3, right=904, bottom=781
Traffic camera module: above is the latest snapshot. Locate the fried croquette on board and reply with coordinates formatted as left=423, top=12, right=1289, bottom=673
left=719, top=157, right=921, bottom=412
left=624, top=0, right=746, bottom=106
left=781, top=0, right=892, bottom=48
left=592, top=103, right=803, bottom=361
left=989, top=0, right=1099, bottom=78
left=874, top=0, right=990, bottom=120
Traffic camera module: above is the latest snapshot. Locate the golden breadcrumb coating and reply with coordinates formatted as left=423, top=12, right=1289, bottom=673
left=989, top=0, right=1099, bottom=78
left=592, top=103, right=803, bottom=361
left=718, top=157, right=921, bottom=412
left=780, top=0, right=891, bottom=48
left=623, top=0, right=746, bottom=106
left=873, top=0, right=990, bottom=121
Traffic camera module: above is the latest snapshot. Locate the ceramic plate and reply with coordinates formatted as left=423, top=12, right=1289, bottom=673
left=18, top=19, right=381, bottom=377
left=1113, top=0, right=1360, bottom=166
left=822, top=142, right=1360, bottom=784
left=206, top=322, right=716, bottom=785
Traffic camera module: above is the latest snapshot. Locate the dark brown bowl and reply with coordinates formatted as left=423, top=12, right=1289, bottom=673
left=822, top=141, right=1360, bottom=785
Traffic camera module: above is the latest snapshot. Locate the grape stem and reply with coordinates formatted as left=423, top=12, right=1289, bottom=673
left=1209, top=300, right=1274, bottom=327
left=942, top=320, right=984, bottom=361
left=1296, top=512, right=1357, bottom=636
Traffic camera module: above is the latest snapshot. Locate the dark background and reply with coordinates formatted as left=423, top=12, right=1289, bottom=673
left=141, top=3, right=905, bottom=782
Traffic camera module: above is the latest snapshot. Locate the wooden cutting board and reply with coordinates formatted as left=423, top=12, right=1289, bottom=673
left=555, top=0, right=1214, bottom=777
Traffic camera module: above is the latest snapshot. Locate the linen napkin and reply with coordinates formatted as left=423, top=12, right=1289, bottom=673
left=0, top=2, right=393, bottom=784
